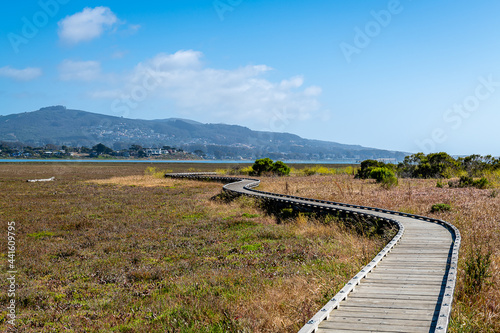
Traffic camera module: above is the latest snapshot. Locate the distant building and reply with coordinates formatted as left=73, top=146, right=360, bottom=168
left=376, top=158, right=397, bottom=163
left=145, top=148, right=166, bottom=156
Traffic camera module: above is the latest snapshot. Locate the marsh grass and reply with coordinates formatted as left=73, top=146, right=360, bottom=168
left=0, top=164, right=386, bottom=332
left=291, top=165, right=356, bottom=176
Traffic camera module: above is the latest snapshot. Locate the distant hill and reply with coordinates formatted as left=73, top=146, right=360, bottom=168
left=0, top=106, right=408, bottom=161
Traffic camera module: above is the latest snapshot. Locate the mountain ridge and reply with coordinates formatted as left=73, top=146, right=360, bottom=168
left=0, top=106, right=408, bottom=161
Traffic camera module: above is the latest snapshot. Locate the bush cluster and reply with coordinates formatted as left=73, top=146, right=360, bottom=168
left=355, top=161, right=398, bottom=188
left=399, top=153, right=500, bottom=179
left=250, top=158, right=291, bottom=176
left=372, top=168, right=398, bottom=188
left=358, top=153, right=500, bottom=187
left=356, top=160, right=391, bottom=179
left=430, top=203, right=451, bottom=213
left=448, top=176, right=491, bottom=189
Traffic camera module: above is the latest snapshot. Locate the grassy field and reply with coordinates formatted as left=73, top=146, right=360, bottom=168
left=0, top=163, right=388, bottom=332
left=1, top=163, right=497, bottom=332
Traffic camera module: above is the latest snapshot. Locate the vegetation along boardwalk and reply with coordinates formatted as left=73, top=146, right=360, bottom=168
left=166, top=173, right=461, bottom=333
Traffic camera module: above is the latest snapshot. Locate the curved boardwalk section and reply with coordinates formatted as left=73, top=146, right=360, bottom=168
left=166, top=173, right=461, bottom=333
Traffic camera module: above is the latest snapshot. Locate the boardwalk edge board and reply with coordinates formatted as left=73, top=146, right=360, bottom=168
left=165, top=173, right=461, bottom=333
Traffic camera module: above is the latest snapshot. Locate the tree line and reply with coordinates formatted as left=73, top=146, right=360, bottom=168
left=357, top=152, right=500, bottom=188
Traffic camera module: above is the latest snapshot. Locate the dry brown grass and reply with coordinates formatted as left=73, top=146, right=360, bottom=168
left=259, top=174, right=500, bottom=332
left=0, top=164, right=387, bottom=332
left=89, top=174, right=206, bottom=190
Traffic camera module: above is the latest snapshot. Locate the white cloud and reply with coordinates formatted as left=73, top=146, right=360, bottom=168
left=0, top=66, right=42, bottom=81
left=141, top=51, right=204, bottom=72
left=94, top=50, right=324, bottom=127
left=58, top=7, right=118, bottom=45
left=123, top=24, right=141, bottom=35
left=59, top=60, right=101, bottom=81
left=280, top=76, right=304, bottom=89
left=304, top=86, right=322, bottom=96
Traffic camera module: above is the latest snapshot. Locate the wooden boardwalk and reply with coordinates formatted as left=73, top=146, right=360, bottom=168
left=167, top=174, right=461, bottom=333
left=314, top=217, right=454, bottom=333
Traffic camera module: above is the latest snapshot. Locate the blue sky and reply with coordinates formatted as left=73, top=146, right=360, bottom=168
left=1, top=0, right=500, bottom=155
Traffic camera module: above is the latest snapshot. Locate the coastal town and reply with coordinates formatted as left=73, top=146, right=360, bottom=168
left=0, top=143, right=200, bottom=160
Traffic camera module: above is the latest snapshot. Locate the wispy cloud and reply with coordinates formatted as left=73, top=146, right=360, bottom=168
left=97, top=50, right=323, bottom=126
left=0, top=66, right=42, bottom=81
left=58, top=7, right=118, bottom=45
left=59, top=60, right=101, bottom=81
left=111, top=51, right=127, bottom=59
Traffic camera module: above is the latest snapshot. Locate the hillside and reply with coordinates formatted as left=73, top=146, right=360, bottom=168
left=0, top=106, right=408, bottom=161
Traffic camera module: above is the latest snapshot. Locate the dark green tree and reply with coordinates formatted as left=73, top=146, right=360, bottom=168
left=138, top=149, right=147, bottom=158
left=194, top=150, right=205, bottom=157
left=251, top=158, right=274, bottom=176
left=426, top=152, right=457, bottom=178
left=356, top=160, right=385, bottom=179
left=129, top=144, right=143, bottom=152
left=251, top=158, right=290, bottom=176
left=398, top=152, right=456, bottom=178
left=92, top=143, right=113, bottom=155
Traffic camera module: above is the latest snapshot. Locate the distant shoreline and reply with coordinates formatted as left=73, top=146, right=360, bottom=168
left=0, top=159, right=360, bottom=165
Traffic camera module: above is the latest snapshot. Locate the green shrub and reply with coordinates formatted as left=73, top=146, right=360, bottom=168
left=145, top=166, right=168, bottom=178
left=449, top=176, right=491, bottom=189
left=474, top=177, right=490, bottom=189
left=251, top=158, right=274, bottom=176
left=356, top=160, right=386, bottom=179
left=272, top=160, right=290, bottom=176
left=301, top=168, right=317, bottom=176
left=240, top=166, right=254, bottom=175
left=280, top=208, right=294, bottom=219
left=369, top=167, right=393, bottom=182
left=463, top=248, right=492, bottom=296
left=459, top=176, right=474, bottom=187
left=430, top=203, right=451, bottom=213
left=381, top=175, right=398, bottom=189
left=251, top=158, right=290, bottom=176
left=368, top=167, right=398, bottom=188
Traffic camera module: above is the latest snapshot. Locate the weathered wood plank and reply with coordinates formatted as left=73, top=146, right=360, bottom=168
left=333, top=306, right=437, bottom=316
left=317, top=321, right=432, bottom=333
